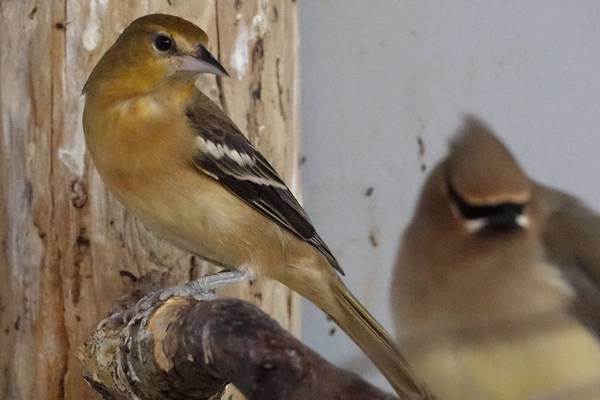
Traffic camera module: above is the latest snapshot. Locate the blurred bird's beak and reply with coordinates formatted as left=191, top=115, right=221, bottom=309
left=176, top=45, right=229, bottom=77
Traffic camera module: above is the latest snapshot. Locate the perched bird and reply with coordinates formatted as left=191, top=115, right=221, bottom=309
left=82, top=14, right=428, bottom=399
left=391, top=117, right=600, bottom=400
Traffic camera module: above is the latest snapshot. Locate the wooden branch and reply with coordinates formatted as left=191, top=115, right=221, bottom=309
left=80, top=285, right=397, bottom=400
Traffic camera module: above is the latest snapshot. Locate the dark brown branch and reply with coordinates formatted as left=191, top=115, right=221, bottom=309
left=79, top=286, right=398, bottom=400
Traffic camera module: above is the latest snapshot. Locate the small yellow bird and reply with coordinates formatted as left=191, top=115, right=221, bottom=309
left=391, top=117, right=600, bottom=400
left=82, top=14, right=427, bottom=399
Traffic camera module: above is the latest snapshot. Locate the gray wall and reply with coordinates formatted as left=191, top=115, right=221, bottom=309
left=299, top=0, right=600, bottom=391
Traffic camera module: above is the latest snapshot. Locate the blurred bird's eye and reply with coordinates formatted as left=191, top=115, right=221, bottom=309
left=153, top=34, right=173, bottom=52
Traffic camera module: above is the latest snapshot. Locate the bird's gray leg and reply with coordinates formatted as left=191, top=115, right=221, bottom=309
left=101, top=270, right=251, bottom=328
left=166, top=269, right=250, bottom=300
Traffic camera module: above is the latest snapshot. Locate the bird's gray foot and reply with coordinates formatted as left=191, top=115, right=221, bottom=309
left=102, top=270, right=250, bottom=328
left=158, top=269, right=250, bottom=301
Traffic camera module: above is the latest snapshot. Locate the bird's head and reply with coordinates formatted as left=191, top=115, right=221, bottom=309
left=83, top=14, right=228, bottom=98
left=444, top=116, right=531, bottom=233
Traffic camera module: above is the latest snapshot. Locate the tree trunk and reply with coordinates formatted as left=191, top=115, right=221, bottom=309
left=0, top=1, right=300, bottom=399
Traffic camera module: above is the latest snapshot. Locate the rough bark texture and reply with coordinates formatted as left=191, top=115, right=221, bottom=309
left=0, top=1, right=299, bottom=399
left=80, top=284, right=397, bottom=400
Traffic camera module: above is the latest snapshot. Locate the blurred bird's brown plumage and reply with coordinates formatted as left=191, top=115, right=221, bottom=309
left=83, top=14, right=428, bottom=399
left=391, top=117, right=600, bottom=400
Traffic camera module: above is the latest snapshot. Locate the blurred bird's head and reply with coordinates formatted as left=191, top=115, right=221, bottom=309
left=83, top=14, right=228, bottom=98
left=444, top=117, right=531, bottom=233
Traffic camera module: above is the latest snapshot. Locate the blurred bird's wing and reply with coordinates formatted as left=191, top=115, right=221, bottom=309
left=185, top=90, right=342, bottom=274
left=539, top=185, right=600, bottom=336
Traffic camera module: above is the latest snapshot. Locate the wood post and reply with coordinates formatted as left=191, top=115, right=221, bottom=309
left=0, top=1, right=299, bottom=399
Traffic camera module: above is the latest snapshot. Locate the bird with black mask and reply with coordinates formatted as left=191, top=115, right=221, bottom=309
left=391, top=117, right=600, bottom=400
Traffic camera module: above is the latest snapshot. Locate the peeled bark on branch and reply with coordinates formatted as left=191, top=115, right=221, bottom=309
left=80, top=284, right=397, bottom=400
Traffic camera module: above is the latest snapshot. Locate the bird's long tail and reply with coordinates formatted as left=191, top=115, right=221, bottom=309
left=325, top=277, right=431, bottom=400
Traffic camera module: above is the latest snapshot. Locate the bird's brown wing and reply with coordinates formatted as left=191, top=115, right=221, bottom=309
left=185, top=92, right=342, bottom=275
left=539, top=185, right=600, bottom=336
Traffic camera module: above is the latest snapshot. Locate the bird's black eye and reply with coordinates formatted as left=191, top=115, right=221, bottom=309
left=153, top=34, right=173, bottom=52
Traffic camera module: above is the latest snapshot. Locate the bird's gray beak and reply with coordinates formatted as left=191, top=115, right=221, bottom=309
left=176, top=45, right=229, bottom=77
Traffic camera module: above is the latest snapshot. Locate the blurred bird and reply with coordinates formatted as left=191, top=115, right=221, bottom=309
left=391, top=116, right=600, bottom=400
left=82, top=14, right=428, bottom=399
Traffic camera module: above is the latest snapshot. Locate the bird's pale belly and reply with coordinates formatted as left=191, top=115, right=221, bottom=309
left=109, top=171, right=264, bottom=270
left=408, top=324, right=600, bottom=400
